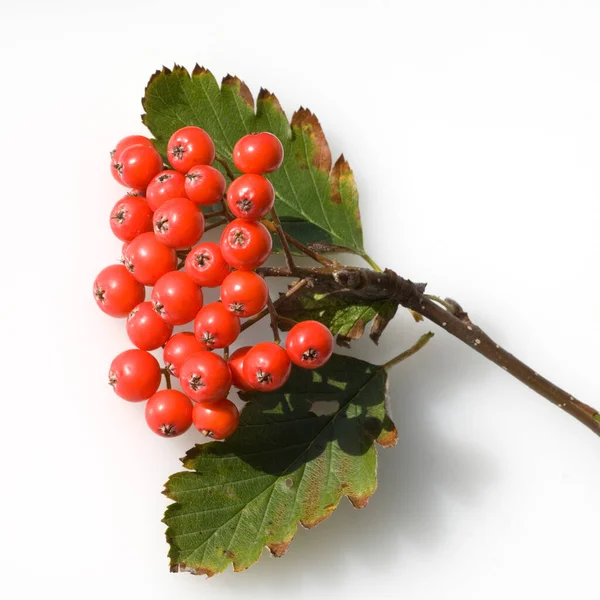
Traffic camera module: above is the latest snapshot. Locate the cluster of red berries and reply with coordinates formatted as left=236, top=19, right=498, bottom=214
left=94, top=126, right=334, bottom=440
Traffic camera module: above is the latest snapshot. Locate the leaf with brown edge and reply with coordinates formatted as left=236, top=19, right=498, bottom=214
left=142, top=64, right=365, bottom=255
left=163, top=354, right=396, bottom=576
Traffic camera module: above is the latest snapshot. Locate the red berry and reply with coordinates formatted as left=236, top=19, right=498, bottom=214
left=151, top=271, right=203, bottom=326
left=123, top=232, right=177, bottom=285
left=226, top=174, right=275, bottom=220
left=153, top=197, right=205, bottom=249
left=145, top=390, right=193, bottom=437
left=220, top=219, right=272, bottom=270
left=184, top=242, right=231, bottom=287
left=112, top=135, right=153, bottom=162
left=126, top=301, right=173, bottom=350
left=192, top=398, right=239, bottom=439
left=109, top=195, right=153, bottom=241
left=167, top=126, right=215, bottom=173
left=121, top=240, right=131, bottom=259
left=228, top=346, right=253, bottom=391
left=193, top=302, right=240, bottom=350
left=93, top=264, right=145, bottom=318
left=285, top=320, right=334, bottom=369
left=109, top=349, right=161, bottom=401
left=220, top=270, right=268, bottom=317
left=179, top=351, right=232, bottom=403
left=232, top=132, right=284, bottom=174
left=146, top=170, right=188, bottom=212
left=163, top=332, right=204, bottom=377
left=117, top=144, right=163, bottom=189
left=111, top=135, right=153, bottom=183
left=185, top=165, right=226, bottom=206
left=242, top=342, right=291, bottom=392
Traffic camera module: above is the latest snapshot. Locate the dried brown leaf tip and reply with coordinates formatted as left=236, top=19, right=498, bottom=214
left=347, top=494, right=370, bottom=509
left=222, top=74, right=254, bottom=108
left=376, top=426, right=399, bottom=449
left=291, top=108, right=332, bottom=172
left=267, top=539, right=293, bottom=558
left=191, top=64, right=209, bottom=77
left=257, top=88, right=285, bottom=116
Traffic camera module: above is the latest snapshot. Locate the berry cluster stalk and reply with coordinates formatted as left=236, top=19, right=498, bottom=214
left=252, top=259, right=600, bottom=438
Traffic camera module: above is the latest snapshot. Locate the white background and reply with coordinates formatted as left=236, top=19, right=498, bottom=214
left=1, top=1, right=599, bottom=598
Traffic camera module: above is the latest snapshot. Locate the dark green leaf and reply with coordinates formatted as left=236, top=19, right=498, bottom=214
left=164, top=354, right=396, bottom=576
left=142, top=65, right=365, bottom=255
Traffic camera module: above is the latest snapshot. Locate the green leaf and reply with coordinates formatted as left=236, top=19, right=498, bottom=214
left=164, top=354, right=396, bottom=576
left=142, top=65, right=365, bottom=255
left=276, top=289, right=399, bottom=345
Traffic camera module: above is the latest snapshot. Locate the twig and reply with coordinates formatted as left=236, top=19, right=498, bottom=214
left=260, top=264, right=600, bottom=438
left=269, top=207, right=297, bottom=274
left=223, top=346, right=230, bottom=362
left=215, top=156, right=235, bottom=181
left=266, top=297, right=281, bottom=343
left=240, top=278, right=310, bottom=333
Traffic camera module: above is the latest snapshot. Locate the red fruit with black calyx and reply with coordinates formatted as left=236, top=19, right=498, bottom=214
left=184, top=242, right=231, bottom=287
left=220, top=270, right=269, bottom=317
left=126, top=301, right=173, bottom=350
left=108, top=349, right=161, bottom=402
left=145, top=390, right=193, bottom=437
left=193, top=302, right=240, bottom=350
left=151, top=271, right=203, bottom=326
left=242, top=342, right=291, bottom=392
left=185, top=165, right=226, bottom=206
left=153, top=197, right=205, bottom=249
left=110, top=135, right=154, bottom=184
left=93, top=264, right=145, bottom=318
left=167, top=126, right=215, bottom=173
left=226, top=174, right=275, bottom=220
left=179, top=351, right=232, bottom=404
left=109, top=195, right=153, bottom=241
left=123, top=232, right=177, bottom=285
left=146, top=170, right=188, bottom=212
left=219, top=219, right=272, bottom=270
left=117, top=144, right=163, bottom=189
left=285, top=320, right=334, bottom=369
left=163, top=332, right=204, bottom=378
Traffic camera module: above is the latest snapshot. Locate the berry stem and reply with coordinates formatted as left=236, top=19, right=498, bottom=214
left=205, top=217, right=229, bottom=232
left=215, top=156, right=236, bottom=181
left=382, top=332, right=435, bottom=370
left=223, top=346, right=230, bottom=361
left=204, top=209, right=226, bottom=220
left=161, top=368, right=172, bottom=390
left=240, top=278, right=309, bottom=333
left=266, top=296, right=281, bottom=343
left=261, top=219, right=335, bottom=268
left=268, top=207, right=297, bottom=274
